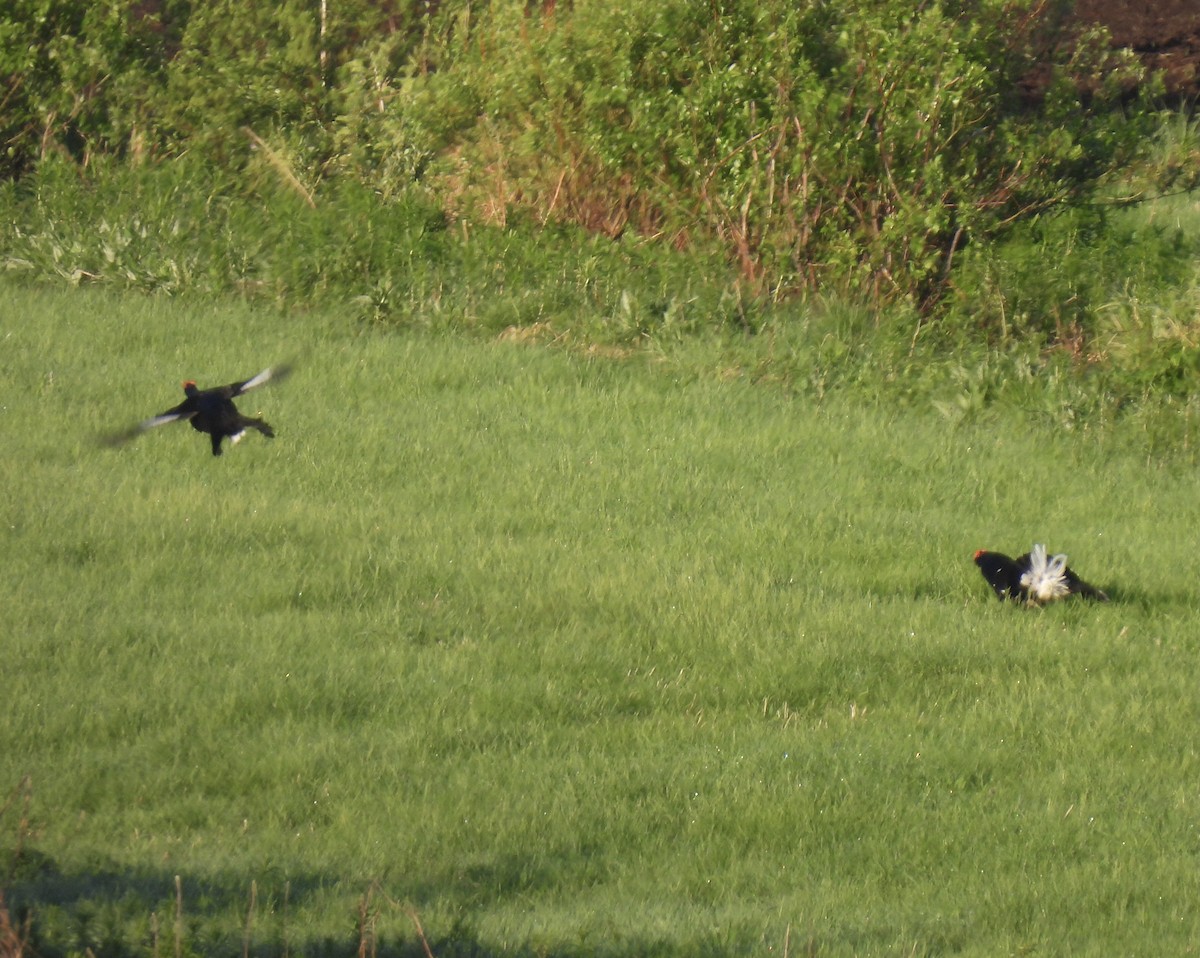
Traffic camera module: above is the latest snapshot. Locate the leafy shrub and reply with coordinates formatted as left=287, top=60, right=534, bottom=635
left=437, top=0, right=1150, bottom=307
left=0, top=0, right=165, bottom=176
left=0, top=0, right=1177, bottom=318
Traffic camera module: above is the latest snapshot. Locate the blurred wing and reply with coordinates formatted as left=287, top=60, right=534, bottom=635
left=231, top=364, right=292, bottom=396
left=140, top=411, right=193, bottom=431
left=100, top=411, right=192, bottom=448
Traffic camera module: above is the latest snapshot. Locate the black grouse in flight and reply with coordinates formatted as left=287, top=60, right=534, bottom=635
left=973, top=544, right=1108, bottom=605
left=106, top=366, right=291, bottom=456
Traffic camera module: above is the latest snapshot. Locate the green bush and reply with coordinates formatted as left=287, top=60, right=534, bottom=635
left=438, top=0, right=1149, bottom=307
left=0, top=0, right=165, bottom=176
left=0, top=0, right=1177, bottom=314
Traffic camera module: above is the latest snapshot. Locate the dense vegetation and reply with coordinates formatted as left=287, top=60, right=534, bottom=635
left=3, top=0, right=1196, bottom=309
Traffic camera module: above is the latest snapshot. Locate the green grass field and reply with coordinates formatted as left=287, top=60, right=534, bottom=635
left=4, top=282, right=1200, bottom=957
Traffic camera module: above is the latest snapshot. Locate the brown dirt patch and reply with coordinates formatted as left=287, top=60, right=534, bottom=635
left=1075, top=0, right=1200, bottom=97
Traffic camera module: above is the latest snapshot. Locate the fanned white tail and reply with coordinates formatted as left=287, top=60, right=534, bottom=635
left=1019, top=543, right=1071, bottom=604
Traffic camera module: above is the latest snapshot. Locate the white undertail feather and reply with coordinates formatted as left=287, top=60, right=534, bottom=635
left=1019, top=543, right=1071, bottom=604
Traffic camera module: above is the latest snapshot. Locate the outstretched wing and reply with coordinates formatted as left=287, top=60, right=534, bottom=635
left=229, top=364, right=292, bottom=397
left=100, top=404, right=195, bottom=448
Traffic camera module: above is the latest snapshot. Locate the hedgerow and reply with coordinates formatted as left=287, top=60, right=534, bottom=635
left=437, top=0, right=1153, bottom=306
left=0, top=0, right=1183, bottom=310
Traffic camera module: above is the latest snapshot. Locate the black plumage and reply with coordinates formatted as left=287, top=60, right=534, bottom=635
left=973, top=545, right=1108, bottom=605
left=106, top=366, right=290, bottom=456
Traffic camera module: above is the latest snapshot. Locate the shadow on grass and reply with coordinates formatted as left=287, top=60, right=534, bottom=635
left=5, top=845, right=732, bottom=958
left=1083, top=583, right=1200, bottom=614
left=3, top=851, right=971, bottom=958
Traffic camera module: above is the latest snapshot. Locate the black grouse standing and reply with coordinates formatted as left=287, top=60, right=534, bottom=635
left=106, top=366, right=291, bottom=456
left=973, top=544, right=1108, bottom=605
